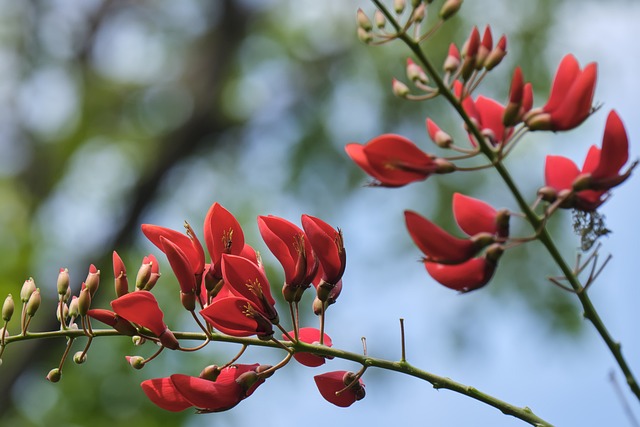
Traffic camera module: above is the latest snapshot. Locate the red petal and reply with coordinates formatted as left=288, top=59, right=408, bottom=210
left=360, top=134, right=436, bottom=186
left=404, top=210, right=476, bottom=263
left=161, top=237, right=197, bottom=295
left=591, top=110, right=628, bottom=180
left=141, top=378, right=193, bottom=412
left=141, top=225, right=204, bottom=275
left=314, top=371, right=363, bottom=408
left=301, top=215, right=345, bottom=285
left=544, top=54, right=580, bottom=113
left=203, top=203, right=245, bottom=277
left=110, top=290, right=166, bottom=336
left=284, top=327, right=333, bottom=367
left=508, top=67, right=523, bottom=104
left=550, top=62, right=597, bottom=130
left=200, top=296, right=271, bottom=338
left=112, top=251, right=126, bottom=277
left=475, top=96, right=509, bottom=143
left=170, top=374, right=243, bottom=412
left=545, top=155, right=580, bottom=191
left=452, top=193, right=498, bottom=236
left=221, top=254, right=276, bottom=309
left=425, top=257, right=495, bottom=292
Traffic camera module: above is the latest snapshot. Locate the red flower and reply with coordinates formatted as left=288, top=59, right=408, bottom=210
left=220, top=254, right=278, bottom=322
left=257, top=215, right=318, bottom=302
left=503, top=67, right=533, bottom=126
left=526, top=54, right=597, bottom=131
left=160, top=236, right=199, bottom=311
left=543, top=110, right=634, bottom=211
left=301, top=215, right=346, bottom=286
left=404, top=210, right=490, bottom=264
left=111, top=291, right=179, bottom=349
left=314, top=371, right=365, bottom=408
left=203, top=203, right=246, bottom=280
left=141, top=223, right=205, bottom=278
left=283, top=327, right=333, bottom=367
left=455, top=81, right=512, bottom=146
left=406, top=196, right=507, bottom=292
left=141, top=364, right=267, bottom=413
left=200, top=296, right=274, bottom=338
left=345, top=134, right=448, bottom=187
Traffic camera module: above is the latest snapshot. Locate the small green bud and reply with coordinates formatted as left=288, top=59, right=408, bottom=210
left=392, top=78, right=410, bottom=98
left=77, top=287, right=91, bottom=317
left=356, top=9, right=372, bottom=32
left=2, top=294, right=14, bottom=322
left=126, top=356, right=145, bottom=370
left=26, top=289, right=41, bottom=317
left=20, top=278, right=36, bottom=303
left=46, top=368, right=61, bottom=383
left=374, top=10, right=386, bottom=28
left=57, top=268, right=70, bottom=296
left=394, top=0, right=406, bottom=14
left=73, top=351, right=87, bottom=364
left=439, top=0, right=463, bottom=20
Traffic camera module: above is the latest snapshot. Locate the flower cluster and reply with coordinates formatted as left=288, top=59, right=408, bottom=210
left=351, top=16, right=635, bottom=292
left=76, top=202, right=359, bottom=411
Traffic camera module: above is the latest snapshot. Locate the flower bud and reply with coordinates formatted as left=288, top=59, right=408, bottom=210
left=73, top=351, right=87, bottom=364
left=374, top=10, right=386, bottom=28
left=433, top=158, right=456, bottom=174
left=443, top=43, right=461, bottom=73
left=357, top=27, right=373, bottom=44
left=406, top=58, right=428, bottom=83
left=68, top=296, right=79, bottom=318
left=46, top=368, right=61, bottom=383
left=356, top=9, right=372, bottom=31
left=484, top=35, right=507, bottom=70
left=394, top=0, right=406, bottom=14
left=56, top=303, right=69, bottom=322
left=84, top=265, right=100, bottom=298
left=26, top=289, right=41, bottom=317
left=2, top=294, right=14, bottom=322
left=78, top=287, right=91, bottom=317
left=20, top=278, right=36, bottom=303
left=199, top=365, right=221, bottom=381
left=132, top=335, right=146, bottom=346
left=412, top=3, right=425, bottom=22
left=113, top=251, right=129, bottom=298
left=57, top=268, right=70, bottom=296
left=126, top=355, right=145, bottom=370
left=135, top=257, right=153, bottom=290
left=439, top=0, right=463, bottom=20
left=392, top=78, right=410, bottom=98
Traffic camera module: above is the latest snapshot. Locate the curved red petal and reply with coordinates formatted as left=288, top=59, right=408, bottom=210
left=592, top=110, right=628, bottom=180
left=475, top=96, right=509, bottom=143
left=544, top=54, right=580, bottom=114
left=404, top=210, right=476, bottom=263
left=110, top=290, right=166, bottom=336
left=141, top=225, right=204, bottom=275
left=545, top=155, right=580, bottom=191
left=221, top=254, right=276, bottom=309
left=170, top=374, right=243, bottom=412
left=141, top=378, right=193, bottom=412
left=203, top=203, right=245, bottom=276
left=452, top=193, right=498, bottom=236
left=301, top=215, right=345, bottom=285
left=425, top=257, right=495, bottom=292
left=314, top=371, right=363, bottom=408
left=200, top=296, right=271, bottom=338
left=550, top=62, right=597, bottom=130
left=284, top=327, right=333, bottom=367
left=160, top=237, right=197, bottom=295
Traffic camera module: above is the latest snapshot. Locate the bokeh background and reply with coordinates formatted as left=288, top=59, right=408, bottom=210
left=0, top=0, right=639, bottom=426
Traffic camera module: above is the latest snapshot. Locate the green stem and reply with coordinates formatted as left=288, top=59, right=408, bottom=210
left=371, top=0, right=640, bottom=402
left=2, top=327, right=552, bottom=426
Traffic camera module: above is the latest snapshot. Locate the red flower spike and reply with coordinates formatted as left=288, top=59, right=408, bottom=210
left=111, top=290, right=178, bottom=349
left=141, top=224, right=205, bottom=276
left=314, top=371, right=365, bottom=408
left=200, top=296, right=274, bottom=338
left=301, top=215, right=346, bottom=286
left=425, top=253, right=500, bottom=293
left=452, top=193, right=499, bottom=236
left=527, top=54, right=597, bottom=131
left=221, top=254, right=277, bottom=321
left=203, top=203, right=246, bottom=280
left=404, top=210, right=477, bottom=264
left=345, top=134, right=439, bottom=187
left=257, top=215, right=317, bottom=302
left=141, top=377, right=193, bottom=412
left=283, top=327, right=334, bottom=367
left=160, top=237, right=198, bottom=297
